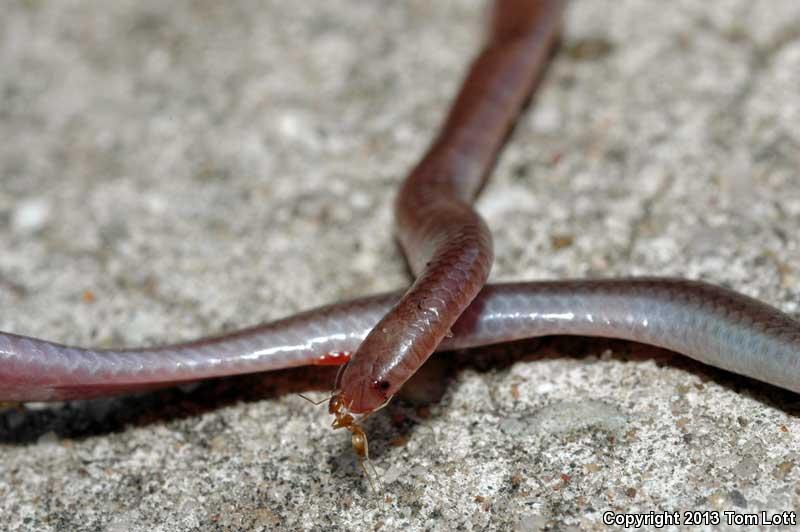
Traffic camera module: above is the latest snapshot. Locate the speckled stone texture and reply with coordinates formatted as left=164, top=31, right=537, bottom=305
left=2, top=0, right=800, bottom=530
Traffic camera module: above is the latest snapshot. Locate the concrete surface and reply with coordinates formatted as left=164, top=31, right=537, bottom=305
left=2, top=0, right=800, bottom=530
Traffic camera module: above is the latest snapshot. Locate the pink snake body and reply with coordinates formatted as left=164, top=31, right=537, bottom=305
left=338, top=0, right=565, bottom=413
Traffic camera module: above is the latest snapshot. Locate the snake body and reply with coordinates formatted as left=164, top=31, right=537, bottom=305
left=2, top=2, right=799, bottom=411
left=337, top=0, right=565, bottom=413
left=3, top=279, right=800, bottom=402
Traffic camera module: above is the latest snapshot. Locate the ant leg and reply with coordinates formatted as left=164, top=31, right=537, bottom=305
left=359, top=458, right=377, bottom=492
left=350, top=425, right=383, bottom=492
left=365, top=457, right=383, bottom=492
left=354, top=394, right=393, bottom=425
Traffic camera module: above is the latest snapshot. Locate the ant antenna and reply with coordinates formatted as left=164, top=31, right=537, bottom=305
left=297, top=392, right=335, bottom=406
left=297, top=353, right=351, bottom=406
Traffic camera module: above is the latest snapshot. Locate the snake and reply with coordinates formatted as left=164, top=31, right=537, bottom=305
left=3, top=1, right=799, bottom=430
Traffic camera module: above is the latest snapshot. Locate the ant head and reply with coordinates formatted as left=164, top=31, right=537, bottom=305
left=328, top=392, right=358, bottom=416
left=328, top=394, right=343, bottom=415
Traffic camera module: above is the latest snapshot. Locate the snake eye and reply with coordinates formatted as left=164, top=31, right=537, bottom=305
left=372, top=379, right=391, bottom=391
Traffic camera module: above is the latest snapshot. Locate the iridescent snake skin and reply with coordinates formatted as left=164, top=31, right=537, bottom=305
left=3, top=0, right=800, bottom=427
left=3, top=280, right=800, bottom=402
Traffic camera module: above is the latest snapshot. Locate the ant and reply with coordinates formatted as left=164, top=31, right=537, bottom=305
left=299, top=391, right=382, bottom=492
